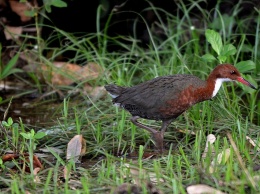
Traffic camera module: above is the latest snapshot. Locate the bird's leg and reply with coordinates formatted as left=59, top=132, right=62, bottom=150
left=152, top=119, right=173, bottom=152
left=130, top=116, right=158, bottom=134
left=130, top=116, right=173, bottom=152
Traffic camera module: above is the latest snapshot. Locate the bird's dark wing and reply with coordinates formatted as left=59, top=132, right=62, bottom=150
left=114, top=75, right=205, bottom=119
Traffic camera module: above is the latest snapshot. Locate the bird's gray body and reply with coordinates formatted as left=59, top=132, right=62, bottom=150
left=105, top=74, right=209, bottom=121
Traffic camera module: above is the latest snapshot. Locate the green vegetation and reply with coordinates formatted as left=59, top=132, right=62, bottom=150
left=0, top=0, right=259, bottom=193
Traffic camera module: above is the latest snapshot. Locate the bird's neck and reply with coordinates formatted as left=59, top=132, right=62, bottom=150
left=207, top=77, right=232, bottom=97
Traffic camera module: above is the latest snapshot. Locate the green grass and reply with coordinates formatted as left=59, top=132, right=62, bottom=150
left=1, top=0, right=260, bottom=193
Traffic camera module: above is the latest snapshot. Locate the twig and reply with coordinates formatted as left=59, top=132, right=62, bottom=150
left=3, top=96, right=13, bottom=121
left=227, top=132, right=258, bottom=190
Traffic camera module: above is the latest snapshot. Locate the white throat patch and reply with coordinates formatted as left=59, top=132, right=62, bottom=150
left=212, top=78, right=232, bottom=97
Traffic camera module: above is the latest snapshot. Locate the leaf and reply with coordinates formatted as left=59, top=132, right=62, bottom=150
left=1, top=121, right=9, bottom=127
left=66, top=135, right=86, bottom=163
left=4, top=26, right=22, bottom=40
left=8, top=1, right=33, bottom=22
left=220, top=44, right=237, bottom=56
left=44, top=4, right=51, bottom=13
left=246, top=136, right=260, bottom=151
left=51, top=0, right=67, bottom=8
left=202, top=134, right=216, bottom=158
left=235, top=60, right=256, bottom=73
left=83, top=85, right=107, bottom=100
left=41, top=62, right=104, bottom=86
left=20, top=132, right=30, bottom=139
left=217, top=55, right=227, bottom=63
left=24, top=10, right=36, bottom=17
left=7, top=117, right=13, bottom=125
left=205, top=29, right=223, bottom=55
left=187, top=184, right=226, bottom=194
left=34, top=132, right=47, bottom=139
left=1, top=53, right=21, bottom=79
left=209, top=148, right=231, bottom=173
left=217, top=148, right=231, bottom=164
left=201, top=53, right=216, bottom=62
left=33, top=167, right=41, bottom=183
left=30, top=129, right=35, bottom=137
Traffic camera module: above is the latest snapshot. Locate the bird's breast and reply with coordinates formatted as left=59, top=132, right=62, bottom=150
left=159, top=85, right=211, bottom=118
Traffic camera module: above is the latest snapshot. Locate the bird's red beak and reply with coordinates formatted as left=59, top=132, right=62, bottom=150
left=237, top=77, right=257, bottom=90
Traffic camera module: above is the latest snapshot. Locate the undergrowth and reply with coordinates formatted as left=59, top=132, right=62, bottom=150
left=0, top=0, right=260, bottom=193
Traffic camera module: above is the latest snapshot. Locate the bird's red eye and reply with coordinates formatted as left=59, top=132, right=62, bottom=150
left=230, top=70, right=236, bottom=75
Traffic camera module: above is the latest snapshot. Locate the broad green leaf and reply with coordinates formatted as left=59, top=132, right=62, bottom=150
left=217, top=55, right=227, bottom=63
left=34, top=132, right=47, bottom=139
left=220, top=44, right=237, bottom=56
left=205, top=29, right=223, bottom=55
left=51, top=0, right=67, bottom=8
left=45, top=4, right=52, bottom=13
left=2, top=121, right=9, bottom=127
left=7, top=117, right=13, bottom=125
left=235, top=60, right=256, bottom=73
left=43, top=0, right=67, bottom=12
left=20, top=132, right=30, bottom=139
left=24, top=10, right=37, bottom=17
left=30, top=129, right=35, bottom=137
left=201, top=54, right=216, bottom=62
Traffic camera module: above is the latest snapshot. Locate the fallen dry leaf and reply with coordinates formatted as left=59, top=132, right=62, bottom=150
left=246, top=136, right=260, bottom=152
left=216, top=148, right=230, bottom=164
left=202, top=134, right=216, bottom=158
left=41, top=62, right=81, bottom=85
left=2, top=153, right=43, bottom=173
left=186, top=184, right=226, bottom=194
left=63, top=166, right=70, bottom=180
left=22, top=59, right=108, bottom=99
left=40, top=62, right=105, bottom=86
left=4, top=26, right=23, bottom=40
left=209, top=148, right=230, bottom=173
left=78, top=62, right=104, bottom=81
left=201, top=135, right=231, bottom=174
left=66, top=134, right=87, bottom=163
left=82, top=85, right=107, bottom=100
left=33, top=167, right=41, bottom=183
left=9, top=0, right=37, bottom=22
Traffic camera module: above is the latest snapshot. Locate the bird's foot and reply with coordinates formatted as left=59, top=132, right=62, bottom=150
left=152, top=132, right=165, bottom=153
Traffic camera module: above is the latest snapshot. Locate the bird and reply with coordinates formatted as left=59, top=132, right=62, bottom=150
left=105, top=64, right=257, bottom=152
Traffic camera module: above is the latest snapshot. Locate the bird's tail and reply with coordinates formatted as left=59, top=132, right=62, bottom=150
left=104, top=84, right=126, bottom=98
